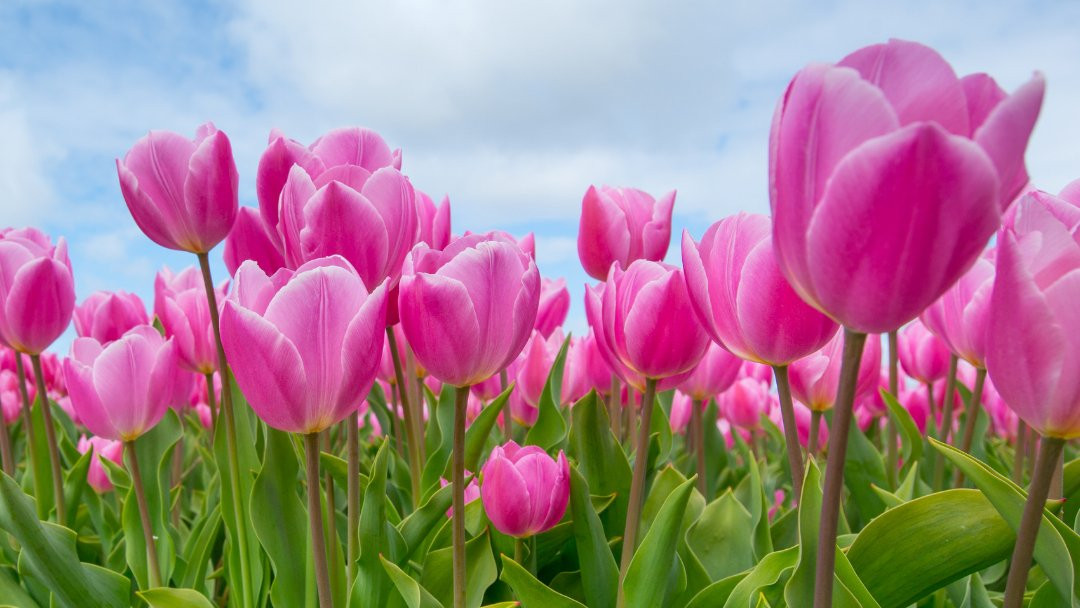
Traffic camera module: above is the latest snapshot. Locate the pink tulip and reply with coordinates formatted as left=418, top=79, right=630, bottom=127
left=278, top=163, right=419, bottom=292
left=416, top=191, right=452, bottom=250
left=462, top=230, right=536, bottom=261
left=73, top=290, right=148, bottom=345
left=741, top=361, right=773, bottom=388
left=577, top=185, right=675, bottom=281
left=900, top=384, right=932, bottom=434
left=682, top=214, right=838, bottom=364
left=77, top=435, right=124, bottom=493
left=857, top=366, right=907, bottom=418
left=507, top=390, right=538, bottom=427
left=897, top=320, right=951, bottom=384
left=561, top=336, right=593, bottom=404
left=719, top=377, right=771, bottom=430
left=582, top=330, right=615, bottom=395
left=669, top=391, right=693, bottom=434
left=470, top=374, right=504, bottom=401
left=597, top=260, right=710, bottom=386
left=223, top=207, right=287, bottom=276
left=116, top=123, right=238, bottom=253
left=256, top=127, right=399, bottom=232
left=514, top=329, right=563, bottom=410
left=398, top=234, right=539, bottom=387
left=0, top=369, right=29, bottom=424
left=789, top=333, right=882, bottom=411
left=983, top=380, right=1017, bottom=440
left=770, top=39, right=1043, bottom=333
left=358, top=402, right=384, bottom=438
left=480, top=441, right=570, bottom=537
left=155, top=267, right=219, bottom=374
left=921, top=256, right=995, bottom=368
left=0, top=228, right=75, bottom=354
left=221, top=257, right=387, bottom=434
left=678, top=342, right=743, bottom=402
left=535, top=278, right=570, bottom=338
left=986, top=190, right=1080, bottom=438
left=440, top=472, right=481, bottom=518
left=64, top=325, right=183, bottom=441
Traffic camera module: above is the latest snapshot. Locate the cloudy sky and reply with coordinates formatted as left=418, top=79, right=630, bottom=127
left=2, top=0, right=1078, bottom=348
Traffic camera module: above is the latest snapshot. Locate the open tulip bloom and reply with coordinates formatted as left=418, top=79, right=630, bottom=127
left=5, top=36, right=1080, bottom=608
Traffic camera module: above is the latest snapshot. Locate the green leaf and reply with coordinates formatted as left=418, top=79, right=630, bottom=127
left=380, top=555, right=445, bottom=608
left=0, top=564, right=38, bottom=608
left=702, top=400, right=728, bottom=499
left=421, top=384, right=457, bottom=493
left=22, top=397, right=55, bottom=519
left=525, top=335, right=571, bottom=450
left=687, top=491, right=754, bottom=581
left=61, top=447, right=92, bottom=529
left=137, top=588, right=215, bottom=608
left=847, top=489, right=1015, bottom=608
left=122, top=409, right=181, bottom=589
left=174, top=506, right=221, bottom=591
left=722, top=546, right=799, bottom=608
left=568, top=391, right=631, bottom=540
left=569, top=465, right=618, bottom=608
left=420, top=528, right=497, bottom=608
left=958, top=574, right=994, bottom=608
left=251, top=427, right=314, bottom=608
left=880, top=389, right=923, bottom=475
left=842, top=415, right=889, bottom=526
left=354, top=440, right=395, bottom=607
left=464, top=385, right=511, bottom=472
left=784, top=458, right=821, bottom=607
left=647, top=392, right=673, bottom=465
left=399, top=483, right=454, bottom=561
left=623, top=477, right=695, bottom=608
left=499, top=554, right=586, bottom=608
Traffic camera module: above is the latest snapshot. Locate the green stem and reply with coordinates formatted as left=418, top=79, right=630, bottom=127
left=808, top=410, right=822, bottom=456
left=305, top=433, right=334, bottom=608
left=1013, top=420, right=1028, bottom=485
left=452, top=385, right=470, bottom=608
left=500, top=370, right=511, bottom=442
left=13, top=356, right=36, bottom=500
left=609, top=377, right=621, bottom=439
left=203, top=372, right=217, bottom=437
left=691, top=399, right=707, bottom=497
left=347, top=411, right=360, bottom=584
left=323, top=431, right=339, bottom=586
left=813, top=329, right=868, bottom=608
left=197, top=252, right=253, bottom=607
left=30, top=354, right=64, bottom=525
left=387, top=328, right=421, bottom=505
left=773, top=365, right=805, bottom=500
left=952, top=366, right=987, bottom=487
left=932, top=355, right=959, bottom=491
left=126, top=440, right=162, bottom=588
left=171, top=419, right=184, bottom=529
left=626, top=388, right=638, bottom=453
left=514, top=537, right=524, bottom=567
left=617, top=377, right=658, bottom=608
left=0, top=379, right=12, bottom=475
left=885, top=330, right=899, bottom=489
left=1002, top=436, right=1066, bottom=608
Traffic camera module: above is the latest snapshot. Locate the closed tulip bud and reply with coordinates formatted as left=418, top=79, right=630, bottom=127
left=898, top=320, right=951, bottom=384
left=560, top=336, right=592, bottom=404
left=73, top=290, right=149, bottom=345
left=221, top=257, right=387, bottom=434
left=0, top=369, right=29, bottom=424
left=399, top=234, right=540, bottom=387
left=64, top=325, right=183, bottom=441
left=682, top=214, right=838, bottom=365
left=669, top=391, right=693, bottom=434
left=678, top=342, right=743, bottom=402
left=983, top=380, right=1017, bottom=440
left=741, top=361, right=773, bottom=388
left=789, top=333, right=882, bottom=411
left=598, top=260, right=710, bottom=385
left=470, top=374, right=503, bottom=402
left=770, top=39, right=1043, bottom=333
left=582, top=330, right=614, bottom=395
left=0, top=228, right=75, bottom=354
left=514, top=329, right=563, bottom=410
left=480, top=441, right=570, bottom=537
left=987, top=190, right=1080, bottom=438
left=921, top=256, right=995, bottom=368
left=416, top=191, right=452, bottom=250
left=535, top=278, right=570, bottom=338
left=577, top=185, right=674, bottom=281
left=719, top=377, right=771, bottom=430
left=116, top=123, right=238, bottom=253
left=155, top=267, right=219, bottom=374
left=77, top=435, right=124, bottom=493
left=223, top=207, right=286, bottom=276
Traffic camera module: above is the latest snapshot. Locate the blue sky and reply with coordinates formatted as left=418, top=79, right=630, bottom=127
left=2, top=0, right=1079, bottom=352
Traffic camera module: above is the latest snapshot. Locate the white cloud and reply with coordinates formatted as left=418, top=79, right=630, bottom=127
left=0, top=73, right=56, bottom=226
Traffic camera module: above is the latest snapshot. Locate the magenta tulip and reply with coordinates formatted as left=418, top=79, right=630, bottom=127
left=577, top=185, right=675, bottom=281
left=561, top=335, right=595, bottom=404
left=514, top=329, right=562, bottom=410
left=417, top=191, right=452, bottom=250
left=63, top=325, right=184, bottom=441
left=986, top=190, right=1080, bottom=438
left=77, top=435, right=124, bottom=493
left=682, top=213, right=838, bottom=364
left=0, top=228, right=75, bottom=355
left=155, top=267, right=219, bottom=374
left=0, top=368, right=30, bottom=424
left=921, top=255, right=995, bottom=368
left=73, top=290, right=148, bottom=345
left=741, top=361, right=773, bottom=388
left=669, top=391, right=693, bottom=434
left=789, top=333, right=882, bottom=412
left=678, top=342, right=742, bottom=401
left=719, top=377, right=771, bottom=430
left=480, top=441, right=569, bottom=538
left=116, top=123, right=238, bottom=254
left=770, top=39, right=1043, bottom=333
left=223, top=207, right=287, bottom=276
left=897, top=320, right=951, bottom=384
left=220, top=257, right=387, bottom=434
left=440, top=473, right=480, bottom=518
left=398, top=234, right=540, bottom=388
left=535, top=277, right=570, bottom=338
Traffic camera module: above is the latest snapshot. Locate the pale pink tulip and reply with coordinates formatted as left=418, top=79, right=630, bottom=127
left=535, top=278, right=570, bottom=338
left=73, top=290, right=148, bottom=345
left=788, top=333, right=882, bottom=411
left=897, top=320, right=951, bottom=384
left=577, top=185, right=674, bottom=281
left=0, top=228, right=75, bottom=354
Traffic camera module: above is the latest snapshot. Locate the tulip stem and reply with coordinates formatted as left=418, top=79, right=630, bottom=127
left=389, top=384, right=404, bottom=459
left=1002, top=436, right=1066, bottom=608
left=808, top=410, right=822, bottom=455
left=14, top=356, right=45, bottom=518
left=126, top=440, right=162, bottom=588
left=452, top=385, right=470, bottom=608
left=305, top=433, right=334, bottom=608
left=322, top=431, right=340, bottom=586
left=500, top=370, right=511, bottom=442
left=885, top=330, right=899, bottom=489
left=627, top=389, right=638, bottom=452
left=514, top=537, right=525, bottom=568
left=0, top=383, right=12, bottom=476
left=347, top=411, right=360, bottom=584
left=30, top=355, right=64, bottom=525
left=609, top=378, right=621, bottom=439
left=813, top=329, right=867, bottom=608
left=1013, top=421, right=1028, bottom=484
left=952, top=366, right=987, bottom=487
left=387, top=328, right=422, bottom=505
left=691, top=399, right=707, bottom=497
left=197, top=252, right=253, bottom=608
left=773, top=366, right=805, bottom=500
left=617, top=377, right=658, bottom=607
left=203, top=372, right=217, bottom=436
left=171, top=421, right=184, bottom=528
left=932, top=355, right=959, bottom=490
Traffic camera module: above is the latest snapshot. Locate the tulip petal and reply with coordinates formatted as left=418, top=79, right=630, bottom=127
left=578, top=186, right=631, bottom=280
left=310, top=127, right=395, bottom=171
left=972, top=73, right=1045, bottom=206
left=1041, top=269, right=1080, bottom=435
left=91, top=333, right=155, bottom=439
left=256, top=135, right=325, bottom=227
left=184, top=129, right=239, bottom=252
left=361, top=168, right=418, bottom=285
left=301, top=181, right=389, bottom=287
left=340, top=282, right=388, bottom=412
left=4, top=257, right=74, bottom=354
left=399, top=273, right=481, bottom=387
left=277, top=165, right=318, bottom=268
left=64, top=357, right=118, bottom=440
left=481, top=454, right=532, bottom=536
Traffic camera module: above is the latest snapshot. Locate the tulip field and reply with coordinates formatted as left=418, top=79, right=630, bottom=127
left=2, top=37, right=1078, bottom=608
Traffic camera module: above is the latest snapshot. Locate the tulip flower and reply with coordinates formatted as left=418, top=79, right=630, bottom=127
left=577, top=185, right=675, bottom=280
left=223, top=207, right=287, bottom=276
left=440, top=472, right=480, bottom=518
left=986, top=189, right=1080, bottom=606
left=898, top=320, right=951, bottom=385
left=741, top=361, right=773, bottom=387
left=417, top=191, right=452, bottom=250
left=480, top=441, right=569, bottom=538
left=155, top=267, right=219, bottom=374
left=73, top=290, right=149, bottom=345
left=513, top=329, right=563, bottom=415
left=561, top=335, right=597, bottom=404
left=719, top=377, right=772, bottom=432
left=535, top=278, right=570, bottom=338
left=116, top=123, right=238, bottom=254
left=669, top=391, right=693, bottom=434
left=77, top=435, right=124, bottom=493
left=0, top=228, right=75, bottom=355
left=0, top=368, right=29, bottom=425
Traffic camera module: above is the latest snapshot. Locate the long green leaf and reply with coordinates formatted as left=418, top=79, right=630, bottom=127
left=499, top=555, right=586, bottom=608
left=569, top=465, right=618, bottom=608
left=525, top=336, right=571, bottom=450
left=464, top=385, right=511, bottom=472
left=623, top=477, right=695, bottom=608
left=380, top=555, right=444, bottom=608
left=137, top=588, right=215, bottom=608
